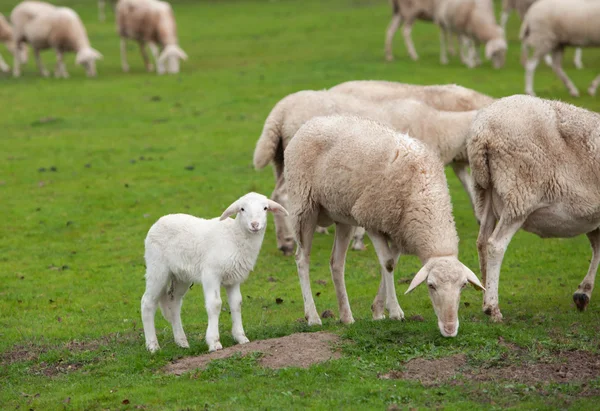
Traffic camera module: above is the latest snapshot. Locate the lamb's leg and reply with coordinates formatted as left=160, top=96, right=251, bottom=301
left=330, top=223, right=355, bottom=324
left=574, top=48, right=583, bottom=70
left=138, top=41, right=154, bottom=72
left=294, top=207, right=321, bottom=325
left=476, top=188, right=496, bottom=287
left=483, top=214, right=525, bottom=322
left=121, top=39, right=129, bottom=72
left=34, top=49, right=49, bottom=77
left=384, top=11, right=402, bottom=61
left=225, top=283, right=249, bottom=344
left=524, top=55, right=540, bottom=96
left=402, top=19, right=418, bottom=61
left=550, top=48, right=579, bottom=97
left=573, top=229, right=600, bottom=311
left=368, top=231, right=403, bottom=321
left=351, top=226, right=367, bottom=251
left=451, top=162, right=477, bottom=222
left=271, top=167, right=294, bottom=255
left=202, top=276, right=223, bottom=352
left=159, top=278, right=191, bottom=348
left=439, top=27, right=449, bottom=65
left=588, top=74, right=600, bottom=96
left=141, top=264, right=170, bottom=353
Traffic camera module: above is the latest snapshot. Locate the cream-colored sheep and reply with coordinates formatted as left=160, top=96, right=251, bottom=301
left=329, top=80, right=495, bottom=111
left=11, top=1, right=103, bottom=78
left=520, top=0, right=600, bottom=97
left=468, top=94, right=600, bottom=323
left=284, top=115, right=484, bottom=337
left=116, top=0, right=188, bottom=74
left=253, top=90, right=479, bottom=254
left=501, top=0, right=583, bottom=70
left=435, top=0, right=507, bottom=68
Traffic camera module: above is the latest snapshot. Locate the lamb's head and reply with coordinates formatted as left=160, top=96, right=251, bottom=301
left=75, top=47, right=103, bottom=77
left=485, top=37, right=507, bottom=69
left=219, top=192, right=288, bottom=234
left=405, top=256, right=485, bottom=337
left=157, top=44, right=188, bottom=74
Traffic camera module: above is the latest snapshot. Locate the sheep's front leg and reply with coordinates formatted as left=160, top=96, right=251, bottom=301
left=573, top=229, right=600, bottom=311
left=551, top=48, right=579, bottom=97
left=574, top=48, right=583, bottom=70
left=54, top=50, right=68, bottom=78
left=483, top=215, right=524, bottom=322
left=148, top=43, right=164, bottom=74
left=34, top=49, right=49, bottom=77
left=202, top=277, right=223, bottom=352
left=351, top=226, right=367, bottom=251
left=225, top=283, right=249, bottom=345
left=330, top=223, right=355, bottom=324
left=402, top=19, right=419, bottom=61
left=120, top=38, right=129, bottom=72
left=138, top=41, right=153, bottom=72
left=385, top=12, right=402, bottom=62
left=368, top=231, right=403, bottom=321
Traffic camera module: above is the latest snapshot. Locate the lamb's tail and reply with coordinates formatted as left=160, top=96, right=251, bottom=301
left=253, top=102, right=285, bottom=170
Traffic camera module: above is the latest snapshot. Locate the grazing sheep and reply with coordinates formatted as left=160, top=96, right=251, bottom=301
left=284, top=115, right=484, bottom=337
left=141, top=192, right=288, bottom=353
left=520, top=0, right=600, bottom=97
left=435, top=0, right=507, bottom=68
left=116, top=0, right=188, bottom=74
left=10, top=1, right=103, bottom=78
left=500, top=0, right=584, bottom=70
left=468, top=95, right=600, bottom=322
left=253, top=90, right=479, bottom=255
left=329, top=80, right=495, bottom=111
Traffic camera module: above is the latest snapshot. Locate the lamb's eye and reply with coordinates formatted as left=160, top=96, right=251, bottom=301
left=240, top=208, right=245, bottom=212
left=264, top=207, right=267, bottom=211
left=428, top=284, right=436, bottom=291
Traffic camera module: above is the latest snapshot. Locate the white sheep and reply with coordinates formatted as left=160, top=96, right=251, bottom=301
left=10, top=1, right=103, bottom=78
left=468, top=94, right=600, bottom=323
left=141, top=192, right=288, bottom=353
left=284, top=115, right=484, bottom=337
left=116, top=0, right=188, bottom=75
left=520, top=0, right=600, bottom=97
left=500, top=0, right=583, bottom=70
left=253, top=90, right=479, bottom=255
left=435, top=0, right=507, bottom=68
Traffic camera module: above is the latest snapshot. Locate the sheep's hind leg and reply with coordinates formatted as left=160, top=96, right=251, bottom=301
left=573, top=229, right=600, bottom=311
left=330, top=223, right=356, bottom=324
left=384, top=11, right=401, bottom=61
left=294, top=207, right=321, bottom=325
left=141, top=265, right=171, bottom=353
left=551, top=48, right=579, bottom=97
left=368, top=231, right=403, bottom=321
left=402, top=19, right=419, bottom=61
left=574, top=48, right=583, bottom=70
left=588, top=74, right=600, bottom=96
left=476, top=188, right=496, bottom=287
left=226, top=283, right=250, bottom=345
left=271, top=167, right=295, bottom=255
left=202, top=276, right=223, bottom=352
left=159, top=278, right=192, bottom=348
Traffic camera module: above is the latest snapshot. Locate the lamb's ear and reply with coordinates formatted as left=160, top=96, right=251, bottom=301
left=219, top=200, right=241, bottom=221
left=464, top=264, right=485, bottom=291
left=405, top=263, right=430, bottom=294
left=267, top=199, right=288, bottom=216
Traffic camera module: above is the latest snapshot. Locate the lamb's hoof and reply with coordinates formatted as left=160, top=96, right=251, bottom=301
left=208, top=341, right=223, bottom=352
left=306, top=315, right=322, bottom=326
left=573, top=293, right=589, bottom=312
left=146, top=342, right=160, bottom=353
left=483, top=305, right=503, bottom=322
left=235, top=336, right=250, bottom=345
left=279, top=244, right=294, bottom=256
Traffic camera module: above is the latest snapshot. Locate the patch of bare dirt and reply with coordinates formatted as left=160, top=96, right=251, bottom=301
left=164, top=332, right=341, bottom=375
left=380, top=354, right=467, bottom=386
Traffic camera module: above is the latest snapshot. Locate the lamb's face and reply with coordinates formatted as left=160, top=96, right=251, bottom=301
left=219, top=192, right=289, bottom=234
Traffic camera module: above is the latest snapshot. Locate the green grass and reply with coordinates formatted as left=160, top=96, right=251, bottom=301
left=2, top=0, right=600, bottom=409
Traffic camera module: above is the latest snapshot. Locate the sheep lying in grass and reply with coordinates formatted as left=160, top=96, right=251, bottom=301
left=116, top=0, right=188, bottom=74
left=285, top=115, right=484, bottom=337
left=11, top=1, right=103, bottom=78
left=141, top=192, right=288, bottom=353
left=253, top=90, right=479, bottom=255
left=520, top=0, right=600, bottom=97
left=435, top=0, right=507, bottom=68
left=468, top=95, right=600, bottom=322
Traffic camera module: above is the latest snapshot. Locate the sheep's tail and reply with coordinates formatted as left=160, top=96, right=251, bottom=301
left=253, top=103, right=285, bottom=170
left=519, top=21, right=530, bottom=42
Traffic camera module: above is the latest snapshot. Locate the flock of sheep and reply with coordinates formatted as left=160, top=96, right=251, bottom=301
left=0, top=0, right=187, bottom=78
left=386, top=0, right=600, bottom=97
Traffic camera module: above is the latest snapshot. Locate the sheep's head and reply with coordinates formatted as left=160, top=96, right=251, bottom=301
left=485, top=38, right=507, bottom=69
left=219, top=192, right=288, bottom=234
left=405, top=256, right=484, bottom=337
left=157, top=44, right=188, bottom=75
left=76, top=47, right=103, bottom=77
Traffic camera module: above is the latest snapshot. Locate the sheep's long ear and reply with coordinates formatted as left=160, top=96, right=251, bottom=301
left=405, top=263, right=430, bottom=294
left=267, top=199, right=288, bottom=216
left=91, top=48, right=103, bottom=60
left=464, top=264, right=485, bottom=292
left=219, top=200, right=241, bottom=221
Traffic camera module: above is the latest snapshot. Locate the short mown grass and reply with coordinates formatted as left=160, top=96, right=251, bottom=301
left=1, top=0, right=600, bottom=409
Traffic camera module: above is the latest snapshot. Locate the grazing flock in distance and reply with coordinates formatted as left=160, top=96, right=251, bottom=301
left=2, top=1, right=596, bottom=352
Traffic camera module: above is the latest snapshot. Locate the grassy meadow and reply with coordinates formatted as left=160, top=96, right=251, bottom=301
left=2, top=0, right=600, bottom=409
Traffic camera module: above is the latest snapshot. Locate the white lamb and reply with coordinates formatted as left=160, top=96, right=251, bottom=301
left=468, top=95, right=600, bottom=323
left=10, top=1, right=103, bottom=78
left=520, top=0, right=600, bottom=97
left=435, top=0, right=507, bottom=68
left=141, top=192, right=288, bottom=353
left=285, top=115, right=484, bottom=337
left=116, top=0, right=188, bottom=75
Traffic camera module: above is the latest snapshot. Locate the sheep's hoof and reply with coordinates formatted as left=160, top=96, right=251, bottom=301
left=122, top=65, right=130, bottom=73
left=525, top=89, right=536, bottom=97
left=388, top=310, right=405, bottom=321
left=279, top=244, right=294, bottom=256
left=235, top=335, right=250, bottom=345
left=339, top=314, right=355, bottom=325
left=385, top=54, right=394, bottom=62
left=570, top=89, right=580, bottom=98
left=175, top=339, right=189, bottom=348
left=588, top=87, right=596, bottom=97
left=146, top=64, right=154, bottom=72
left=306, top=315, right=322, bottom=326
left=146, top=342, right=160, bottom=353
left=483, top=304, right=503, bottom=322
left=573, top=293, right=589, bottom=312
left=208, top=341, right=223, bottom=352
